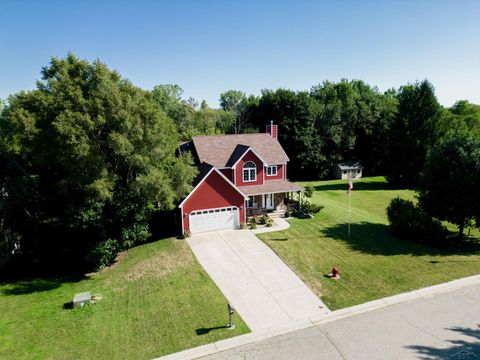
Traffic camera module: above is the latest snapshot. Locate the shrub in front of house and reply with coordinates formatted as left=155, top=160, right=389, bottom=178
left=386, top=197, right=448, bottom=245
left=250, top=222, right=257, bottom=229
left=240, top=222, right=247, bottom=229
left=304, top=185, right=315, bottom=198
left=284, top=210, right=290, bottom=218
left=305, top=203, right=324, bottom=214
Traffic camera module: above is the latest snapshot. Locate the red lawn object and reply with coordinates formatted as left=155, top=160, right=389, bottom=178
left=331, top=267, right=340, bottom=279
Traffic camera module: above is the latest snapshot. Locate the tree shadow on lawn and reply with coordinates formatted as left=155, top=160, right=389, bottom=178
left=0, top=274, right=90, bottom=296
left=406, top=325, right=480, bottom=359
left=312, top=180, right=407, bottom=192
left=321, top=222, right=480, bottom=257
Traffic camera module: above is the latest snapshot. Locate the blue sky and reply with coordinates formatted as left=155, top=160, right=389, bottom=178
left=1, top=0, right=479, bottom=107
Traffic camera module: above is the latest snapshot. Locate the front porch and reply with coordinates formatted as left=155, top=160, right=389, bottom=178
left=246, top=192, right=301, bottom=217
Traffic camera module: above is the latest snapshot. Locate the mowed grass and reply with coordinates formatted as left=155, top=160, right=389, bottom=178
left=0, top=238, right=249, bottom=360
left=258, top=176, right=480, bottom=310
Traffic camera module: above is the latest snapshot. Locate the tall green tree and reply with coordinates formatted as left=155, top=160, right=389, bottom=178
left=253, top=89, right=325, bottom=179
left=152, top=85, right=225, bottom=139
left=151, top=84, right=195, bottom=139
left=0, top=54, right=197, bottom=271
left=310, top=80, right=396, bottom=175
left=386, top=80, right=443, bottom=187
left=219, top=90, right=258, bottom=133
left=449, top=100, right=480, bottom=131
left=418, top=130, right=480, bottom=238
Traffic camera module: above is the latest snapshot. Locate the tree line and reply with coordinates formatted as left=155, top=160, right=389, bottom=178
left=1, top=54, right=479, bottom=273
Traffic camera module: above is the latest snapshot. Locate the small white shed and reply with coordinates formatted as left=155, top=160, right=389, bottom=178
left=334, top=161, right=363, bottom=180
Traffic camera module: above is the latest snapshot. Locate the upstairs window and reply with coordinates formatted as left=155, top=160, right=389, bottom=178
left=243, top=161, right=256, bottom=182
left=266, top=165, right=277, bottom=176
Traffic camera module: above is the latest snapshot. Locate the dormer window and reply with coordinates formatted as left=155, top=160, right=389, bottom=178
left=243, top=161, right=256, bottom=182
left=266, top=165, right=277, bottom=176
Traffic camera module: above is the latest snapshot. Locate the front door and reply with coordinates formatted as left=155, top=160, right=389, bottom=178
left=265, top=193, right=273, bottom=210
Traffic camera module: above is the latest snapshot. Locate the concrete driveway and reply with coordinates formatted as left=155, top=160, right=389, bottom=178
left=187, top=229, right=329, bottom=332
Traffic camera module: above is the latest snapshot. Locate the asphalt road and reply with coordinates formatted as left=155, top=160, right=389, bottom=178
left=200, top=283, right=480, bottom=360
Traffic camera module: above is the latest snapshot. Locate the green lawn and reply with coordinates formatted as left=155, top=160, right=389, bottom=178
left=258, top=176, right=480, bottom=310
left=0, top=238, right=249, bottom=360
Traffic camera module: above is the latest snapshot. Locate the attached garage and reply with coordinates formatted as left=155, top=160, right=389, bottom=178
left=179, top=167, right=247, bottom=234
left=189, top=207, right=239, bottom=233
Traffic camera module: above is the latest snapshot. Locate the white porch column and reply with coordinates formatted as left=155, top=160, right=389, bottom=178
left=298, top=191, right=301, bottom=211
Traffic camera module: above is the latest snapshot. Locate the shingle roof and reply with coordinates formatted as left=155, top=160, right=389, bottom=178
left=240, top=180, right=304, bottom=196
left=191, top=133, right=289, bottom=168
left=225, top=144, right=250, bottom=167
left=337, top=161, right=363, bottom=170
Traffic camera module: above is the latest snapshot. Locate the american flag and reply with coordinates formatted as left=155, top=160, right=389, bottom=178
left=347, top=175, right=353, bottom=193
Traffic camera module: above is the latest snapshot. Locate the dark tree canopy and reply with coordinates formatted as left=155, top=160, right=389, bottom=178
left=386, top=80, right=443, bottom=187
left=250, top=80, right=396, bottom=179
left=0, top=54, right=197, bottom=271
left=418, top=130, right=480, bottom=238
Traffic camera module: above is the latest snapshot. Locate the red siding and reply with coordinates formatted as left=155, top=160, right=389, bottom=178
left=181, top=170, right=245, bottom=232
left=219, top=168, right=234, bottom=182
left=265, top=164, right=284, bottom=180
left=235, top=150, right=265, bottom=187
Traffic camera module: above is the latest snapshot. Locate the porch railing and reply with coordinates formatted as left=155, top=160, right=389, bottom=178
left=246, top=203, right=298, bottom=216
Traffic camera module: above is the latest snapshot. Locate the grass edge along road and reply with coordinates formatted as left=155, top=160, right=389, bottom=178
left=0, top=238, right=249, bottom=360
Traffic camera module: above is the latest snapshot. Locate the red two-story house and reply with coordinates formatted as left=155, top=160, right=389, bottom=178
left=178, top=122, right=304, bottom=234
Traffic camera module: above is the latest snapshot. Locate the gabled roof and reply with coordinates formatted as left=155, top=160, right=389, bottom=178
left=225, top=144, right=250, bottom=167
left=226, top=146, right=268, bottom=168
left=191, top=133, right=289, bottom=168
left=178, top=165, right=248, bottom=208
left=337, top=160, right=363, bottom=170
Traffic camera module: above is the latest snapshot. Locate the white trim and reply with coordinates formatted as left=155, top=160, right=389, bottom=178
left=179, top=167, right=247, bottom=208
left=266, top=165, right=277, bottom=176
left=181, top=208, right=185, bottom=234
left=230, top=147, right=268, bottom=168
left=265, top=193, right=274, bottom=209
left=212, top=167, right=249, bottom=199
left=243, top=188, right=304, bottom=196
left=242, top=161, right=257, bottom=182
left=189, top=206, right=239, bottom=233
left=189, top=206, right=239, bottom=215
left=244, top=200, right=247, bottom=223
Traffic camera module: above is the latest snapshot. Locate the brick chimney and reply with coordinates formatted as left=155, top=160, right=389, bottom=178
left=266, top=120, right=278, bottom=139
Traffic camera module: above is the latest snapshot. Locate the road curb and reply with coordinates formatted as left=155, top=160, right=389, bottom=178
left=155, top=274, right=480, bottom=360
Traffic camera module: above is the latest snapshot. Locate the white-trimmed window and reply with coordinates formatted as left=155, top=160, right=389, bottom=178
left=243, top=161, right=256, bottom=182
left=266, top=165, right=277, bottom=176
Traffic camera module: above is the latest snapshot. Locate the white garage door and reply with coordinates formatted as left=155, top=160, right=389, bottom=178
left=189, top=207, right=239, bottom=233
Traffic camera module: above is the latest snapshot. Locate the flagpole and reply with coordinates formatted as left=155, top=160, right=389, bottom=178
left=348, top=190, right=351, bottom=237
left=347, top=173, right=352, bottom=238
